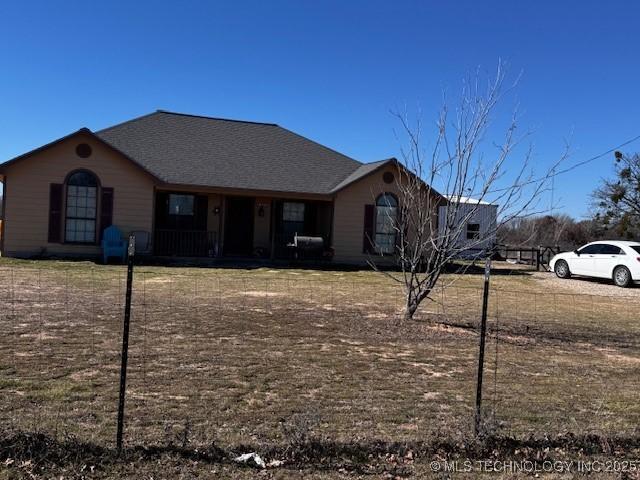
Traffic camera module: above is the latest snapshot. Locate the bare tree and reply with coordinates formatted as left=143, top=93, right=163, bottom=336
left=497, top=214, right=576, bottom=249
left=370, top=63, right=568, bottom=321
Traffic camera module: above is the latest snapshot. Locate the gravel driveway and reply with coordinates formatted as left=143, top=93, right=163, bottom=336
left=531, top=270, right=640, bottom=298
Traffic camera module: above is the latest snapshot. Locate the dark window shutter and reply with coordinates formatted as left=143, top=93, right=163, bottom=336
left=48, top=184, right=63, bottom=243
left=363, top=204, right=375, bottom=254
left=100, top=187, right=114, bottom=240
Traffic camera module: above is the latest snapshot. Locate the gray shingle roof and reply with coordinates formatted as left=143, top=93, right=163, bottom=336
left=95, top=111, right=363, bottom=195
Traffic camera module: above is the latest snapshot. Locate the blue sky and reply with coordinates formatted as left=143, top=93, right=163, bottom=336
left=1, top=0, right=639, bottom=218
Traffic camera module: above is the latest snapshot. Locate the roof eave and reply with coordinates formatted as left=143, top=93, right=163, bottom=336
left=330, top=158, right=446, bottom=201
left=0, top=128, right=91, bottom=173
left=157, top=182, right=334, bottom=200
left=329, top=158, right=396, bottom=194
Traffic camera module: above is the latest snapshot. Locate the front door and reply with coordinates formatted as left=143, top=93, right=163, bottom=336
left=224, top=196, right=255, bottom=255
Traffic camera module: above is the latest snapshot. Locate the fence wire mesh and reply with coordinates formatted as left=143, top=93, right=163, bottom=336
left=1, top=263, right=639, bottom=449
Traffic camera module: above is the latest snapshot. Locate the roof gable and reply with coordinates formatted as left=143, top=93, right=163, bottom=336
left=329, top=158, right=395, bottom=193
left=0, top=128, right=162, bottom=181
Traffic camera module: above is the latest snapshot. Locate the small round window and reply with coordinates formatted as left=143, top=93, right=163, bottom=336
left=383, top=171, right=394, bottom=184
left=76, top=143, right=92, bottom=158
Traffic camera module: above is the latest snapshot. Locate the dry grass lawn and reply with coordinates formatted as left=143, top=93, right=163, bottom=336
left=1, top=258, right=640, bottom=478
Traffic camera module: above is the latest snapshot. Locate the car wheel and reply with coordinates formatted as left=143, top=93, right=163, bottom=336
left=554, top=260, right=571, bottom=279
left=613, top=266, right=632, bottom=288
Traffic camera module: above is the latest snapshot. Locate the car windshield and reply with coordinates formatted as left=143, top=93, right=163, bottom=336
left=632, top=246, right=640, bottom=254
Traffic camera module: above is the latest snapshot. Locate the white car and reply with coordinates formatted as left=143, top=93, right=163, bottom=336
left=549, top=241, right=640, bottom=287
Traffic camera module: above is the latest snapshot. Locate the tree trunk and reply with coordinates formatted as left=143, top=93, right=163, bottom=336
left=404, top=298, right=419, bottom=321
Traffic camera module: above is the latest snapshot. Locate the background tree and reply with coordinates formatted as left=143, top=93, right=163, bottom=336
left=592, top=151, right=640, bottom=238
left=371, top=63, right=567, bottom=321
left=497, top=214, right=591, bottom=249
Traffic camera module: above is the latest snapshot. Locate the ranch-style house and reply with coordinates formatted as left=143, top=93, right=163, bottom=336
left=0, top=110, right=440, bottom=264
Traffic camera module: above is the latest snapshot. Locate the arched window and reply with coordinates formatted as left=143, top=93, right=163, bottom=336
left=65, top=170, right=99, bottom=243
left=375, top=193, right=398, bottom=254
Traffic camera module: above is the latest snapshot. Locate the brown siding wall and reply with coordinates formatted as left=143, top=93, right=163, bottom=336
left=253, top=197, right=271, bottom=250
left=332, top=166, right=402, bottom=265
left=206, top=194, right=271, bottom=255
left=332, top=165, right=439, bottom=265
left=3, top=133, right=155, bottom=257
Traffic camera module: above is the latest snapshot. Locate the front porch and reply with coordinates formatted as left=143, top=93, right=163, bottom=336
left=152, top=190, right=333, bottom=260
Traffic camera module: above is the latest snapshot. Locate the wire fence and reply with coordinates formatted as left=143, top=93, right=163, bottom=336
left=1, top=263, right=639, bottom=449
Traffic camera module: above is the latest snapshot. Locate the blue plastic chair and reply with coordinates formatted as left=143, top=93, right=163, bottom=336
left=101, top=225, right=127, bottom=264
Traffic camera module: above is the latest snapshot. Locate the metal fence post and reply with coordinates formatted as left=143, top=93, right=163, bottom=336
left=475, top=256, right=491, bottom=436
left=116, top=234, right=136, bottom=453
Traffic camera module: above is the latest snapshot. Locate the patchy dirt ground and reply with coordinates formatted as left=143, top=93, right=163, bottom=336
left=1, top=258, right=640, bottom=478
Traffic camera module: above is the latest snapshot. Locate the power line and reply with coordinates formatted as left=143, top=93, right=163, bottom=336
left=553, top=133, right=640, bottom=177
left=485, top=133, right=640, bottom=195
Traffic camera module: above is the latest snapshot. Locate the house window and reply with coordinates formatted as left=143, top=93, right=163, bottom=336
left=282, top=202, right=305, bottom=240
left=467, top=223, right=481, bottom=240
left=65, top=171, right=98, bottom=243
left=375, top=193, right=398, bottom=254
left=169, top=194, right=194, bottom=216
left=283, top=202, right=305, bottom=222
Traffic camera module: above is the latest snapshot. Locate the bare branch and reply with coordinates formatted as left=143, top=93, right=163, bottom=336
left=369, top=61, right=567, bottom=320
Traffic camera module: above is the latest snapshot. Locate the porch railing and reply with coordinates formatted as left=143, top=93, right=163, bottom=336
left=154, top=230, right=217, bottom=257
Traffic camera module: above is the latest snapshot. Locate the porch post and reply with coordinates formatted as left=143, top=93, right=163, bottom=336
left=218, top=195, right=225, bottom=257
left=329, top=198, right=335, bottom=250
left=0, top=175, right=5, bottom=256
left=270, top=199, right=276, bottom=261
